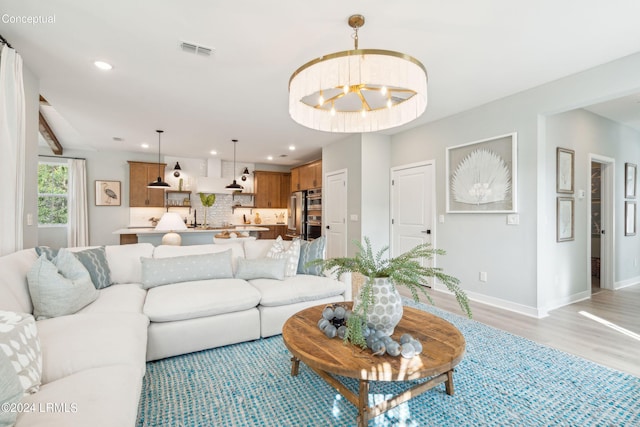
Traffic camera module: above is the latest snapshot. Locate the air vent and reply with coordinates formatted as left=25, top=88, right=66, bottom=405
left=180, top=41, right=214, bottom=57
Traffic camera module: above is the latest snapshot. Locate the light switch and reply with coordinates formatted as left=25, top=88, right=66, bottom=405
left=27, top=213, right=33, bottom=226
left=439, top=214, right=445, bottom=224
left=350, top=214, right=359, bottom=221
left=507, top=214, right=519, bottom=225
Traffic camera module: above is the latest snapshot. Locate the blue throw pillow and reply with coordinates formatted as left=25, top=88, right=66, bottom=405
left=235, top=258, right=286, bottom=281
left=73, top=247, right=112, bottom=289
left=297, top=236, right=326, bottom=276
left=36, top=246, right=112, bottom=289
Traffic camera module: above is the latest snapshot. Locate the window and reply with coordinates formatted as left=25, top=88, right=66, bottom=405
left=38, top=162, right=68, bottom=226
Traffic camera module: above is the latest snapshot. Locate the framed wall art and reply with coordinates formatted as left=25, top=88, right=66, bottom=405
left=625, top=162, right=636, bottom=199
left=556, top=147, right=574, bottom=194
left=625, top=201, right=636, bottom=236
left=557, top=197, right=574, bottom=242
left=95, top=180, right=121, bottom=206
left=446, top=132, right=517, bottom=213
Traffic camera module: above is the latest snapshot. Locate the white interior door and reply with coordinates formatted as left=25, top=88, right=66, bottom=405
left=391, top=162, right=435, bottom=266
left=324, top=169, right=347, bottom=259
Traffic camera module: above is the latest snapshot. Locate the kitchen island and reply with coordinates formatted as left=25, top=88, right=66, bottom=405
left=113, top=226, right=270, bottom=245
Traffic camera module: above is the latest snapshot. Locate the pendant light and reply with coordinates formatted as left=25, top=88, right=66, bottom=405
left=241, top=166, right=250, bottom=181
left=173, top=162, right=182, bottom=178
left=147, top=130, right=170, bottom=188
left=225, top=139, right=243, bottom=189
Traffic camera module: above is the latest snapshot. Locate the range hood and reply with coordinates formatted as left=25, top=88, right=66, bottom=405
left=195, top=158, right=237, bottom=194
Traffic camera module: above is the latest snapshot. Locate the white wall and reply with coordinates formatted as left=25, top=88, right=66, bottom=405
left=389, top=52, right=640, bottom=316
left=22, top=64, right=39, bottom=249
left=361, top=134, right=391, bottom=251
left=545, top=109, right=640, bottom=305
left=323, top=134, right=362, bottom=256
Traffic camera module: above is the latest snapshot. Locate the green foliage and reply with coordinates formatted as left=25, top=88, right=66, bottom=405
left=309, top=237, right=472, bottom=347
left=199, top=193, right=216, bottom=207
left=37, top=164, right=68, bottom=225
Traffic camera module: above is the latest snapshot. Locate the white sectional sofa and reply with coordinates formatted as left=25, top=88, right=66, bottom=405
left=0, top=238, right=350, bottom=427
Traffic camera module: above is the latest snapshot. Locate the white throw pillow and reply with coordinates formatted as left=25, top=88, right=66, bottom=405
left=27, top=250, right=99, bottom=320
left=140, top=251, right=234, bottom=289
left=266, top=236, right=300, bottom=277
left=0, top=310, right=42, bottom=395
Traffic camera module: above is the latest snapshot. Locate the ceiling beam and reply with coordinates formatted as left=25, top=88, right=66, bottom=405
left=39, top=110, right=63, bottom=155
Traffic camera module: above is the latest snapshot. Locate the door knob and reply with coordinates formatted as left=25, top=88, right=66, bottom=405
left=421, top=230, right=431, bottom=234
left=326, top=225, right=330, bottom=229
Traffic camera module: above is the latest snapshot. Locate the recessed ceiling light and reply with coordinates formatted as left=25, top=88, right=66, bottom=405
left=94, top=60, right=113, bottom=71
left=210, top=150, right=217, bottom=155
left=267, top=156, right=273, bottom=161
left=289, top=145, right=296, bottom=151
left=141, top=143, right=149, bottom=149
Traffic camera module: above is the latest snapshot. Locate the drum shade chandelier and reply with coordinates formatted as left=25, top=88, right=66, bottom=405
left=288, top=14, right=428, bottom=133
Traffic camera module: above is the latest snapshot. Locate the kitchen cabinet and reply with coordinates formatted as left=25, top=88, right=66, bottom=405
left=128, top=161, right=167, bottom=207
left=293, top=159, right=322, bottom=191
left=291, top=167, right=300, bottom=192
left=254, top=171, right=290, bottom=208
left=258, top=225, right=288, bottom=240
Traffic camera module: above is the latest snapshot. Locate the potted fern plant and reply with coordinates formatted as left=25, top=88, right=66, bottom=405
left=311, top=237, right=471, bottom=348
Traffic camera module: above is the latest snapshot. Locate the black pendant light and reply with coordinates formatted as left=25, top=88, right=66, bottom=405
left=226, top=139, right=243, bottom=189
left=241, top=166, right=250, bottom=181
left=148, top=130, right=171, bottom=188
left=173, top=162, right=182, bottom=178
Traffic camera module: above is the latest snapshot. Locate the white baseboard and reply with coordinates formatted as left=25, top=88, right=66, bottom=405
left=544, top=290, right=591, bottom=313
left=432, top=284, right=546, bottom=319
left=614, top=276, right=640, bottom=290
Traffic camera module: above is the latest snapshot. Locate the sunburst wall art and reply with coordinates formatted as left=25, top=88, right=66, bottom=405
left=446, top=133, right=517, bottom=213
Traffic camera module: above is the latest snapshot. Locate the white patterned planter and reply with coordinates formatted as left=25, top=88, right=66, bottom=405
left=354, top=277, right=403, bottom=335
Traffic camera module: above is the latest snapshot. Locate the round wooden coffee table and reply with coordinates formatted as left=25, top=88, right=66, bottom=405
left=282, top=304, right=466, bottom=427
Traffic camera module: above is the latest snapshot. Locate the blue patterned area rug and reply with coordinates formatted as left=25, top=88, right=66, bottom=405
left=137, top=301, right=639, bottom=426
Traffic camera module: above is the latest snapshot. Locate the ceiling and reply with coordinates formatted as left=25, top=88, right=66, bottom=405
left=2, top=0, right=640, bottom=165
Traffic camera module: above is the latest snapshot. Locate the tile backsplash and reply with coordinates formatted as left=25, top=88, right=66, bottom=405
left=129, top=194, right=288, bottom=228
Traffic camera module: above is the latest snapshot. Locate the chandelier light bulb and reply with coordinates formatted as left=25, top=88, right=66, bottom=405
left=361, top=109, right=367, bottom=118
left=380, top=86, right=387, bottom=96
left=343, top=85, right=349, bottom=95
left=330, top=103, right=336, bottom=116
left=387, top=98, right=392, bottom=109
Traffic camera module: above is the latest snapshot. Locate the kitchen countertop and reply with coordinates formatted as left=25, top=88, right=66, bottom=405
left=113, top=226, right=270, bottom=235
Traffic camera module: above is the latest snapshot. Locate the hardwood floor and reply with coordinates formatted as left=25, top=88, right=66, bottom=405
left=399, top=284, right=640, bottom=377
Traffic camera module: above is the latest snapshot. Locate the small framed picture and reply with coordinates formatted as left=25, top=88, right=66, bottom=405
left=625, top=201, right=636, bottom=236
left=556, top=147, right=574, bottom=194
left=625, top=163, right=636, bottom=199
left=557, top=197, right=574, bottom=242
left=95, top=180, right=121, bottom=206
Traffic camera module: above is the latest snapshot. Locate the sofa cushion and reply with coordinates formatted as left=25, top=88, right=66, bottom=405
left=0, top=249, right=37, bottom=314
left=76, top=284, right=146, bottom=315
left=248, top=274, right=347, bottom=307
left=27, top=251, right=99, bottom=320
left=143, top=279, right=262, bottom=322
left=141, top=251, right=234, bottom=289
left=0, top=350, right=22, bottom=426
left=244, top=239, right=292, bottom=260
left=17, top=365, right=143, bottom=427
left=0, top=310, right=42, bottom=394
left=267, top=236, right=300, bottom=277
left=298, top=236, right=326, bottom=275
left=153, top=243, right=245, bottom=273
left=105, top=243, right=154, bottom=284
left=36, top=312, right=148, bottom=384
left=236, top=258, right=286, bottom=281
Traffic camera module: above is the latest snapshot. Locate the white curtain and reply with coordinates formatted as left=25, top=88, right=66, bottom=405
left=67, top=159, right=89, bottom=247
left=0, top=44, right=26, bottom=256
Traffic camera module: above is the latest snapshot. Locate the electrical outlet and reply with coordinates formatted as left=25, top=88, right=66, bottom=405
left=479, top=272, right=487, bottom=282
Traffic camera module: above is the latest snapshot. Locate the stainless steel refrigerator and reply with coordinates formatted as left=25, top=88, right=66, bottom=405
left=286, top=191, right=306, bottom=240
left=287, top=189, right=322, bottom=241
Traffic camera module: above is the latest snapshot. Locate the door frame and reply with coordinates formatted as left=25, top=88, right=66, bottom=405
left=390, top=159, right=437, bottom=260
left=588, top=154, right=615, bottom=290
